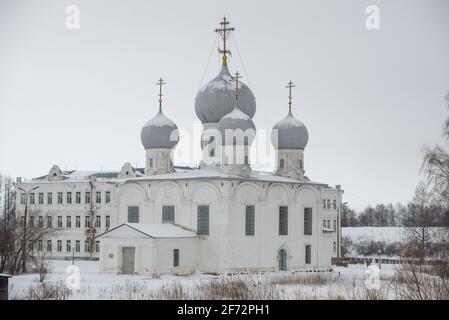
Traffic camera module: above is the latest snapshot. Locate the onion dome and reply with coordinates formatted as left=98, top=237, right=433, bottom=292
left=140, top=78, right=179, bottom=149
left=195, top=64, right=256, bottom=123
left=217, top=105, right=256, bottom=145
left=271, top=110, right=308, bottom=149
left=216, top=71, right=256, bottom=145
left=271, top=81, right=309, bottom=150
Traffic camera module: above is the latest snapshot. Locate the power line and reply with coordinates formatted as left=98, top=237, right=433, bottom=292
left=198, top=33, right=219, bottom=90
left=230, top=33, right=252, bottom=89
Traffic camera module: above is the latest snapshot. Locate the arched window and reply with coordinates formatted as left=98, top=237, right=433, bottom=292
left=279, top=249, right=287, bottom=271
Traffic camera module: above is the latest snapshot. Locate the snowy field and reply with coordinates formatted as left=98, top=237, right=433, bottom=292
left=8, top=260, right=397, bottom=300
left=343, top=227, right=406, bottom=244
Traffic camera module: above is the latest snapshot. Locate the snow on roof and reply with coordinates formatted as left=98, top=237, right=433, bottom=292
left=27, top=166, right=333, bottom=189
left=125, top=168, right=329, bottom=187
left=97, top=223, right=197, bottom=239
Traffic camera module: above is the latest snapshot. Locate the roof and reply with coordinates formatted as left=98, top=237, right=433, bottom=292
left=25, top=166, right=336, bottom=190
left=30, top=166, right=194, bottom=183
left=96, top=223, right=198, bottom=239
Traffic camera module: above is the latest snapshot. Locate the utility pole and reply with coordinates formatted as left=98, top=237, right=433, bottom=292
left=16, top=185, right=38, bottom=273
left=87, top=177, right=97, bottom=260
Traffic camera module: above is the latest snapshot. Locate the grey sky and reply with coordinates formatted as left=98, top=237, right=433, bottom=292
left=1, top=0, right=448, bottom=210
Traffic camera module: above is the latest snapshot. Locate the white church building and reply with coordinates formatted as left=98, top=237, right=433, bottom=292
left=15, top=18, right=343, bottom=275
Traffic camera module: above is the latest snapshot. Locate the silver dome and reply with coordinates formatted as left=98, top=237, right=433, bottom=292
left=195, top=65, right=256, bottom=123
left=271, top=110, right=308, bottom=150
left=217, top=105, right=256, bottom=145
left=141, top=110, right=179, bottom=149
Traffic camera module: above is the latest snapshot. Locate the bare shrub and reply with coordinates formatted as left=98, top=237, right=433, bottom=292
left=25, top=281, right=71, bottom=300
left=31, top=254, right=50, bottom=283
left=394, top=258, right=449, bottom=300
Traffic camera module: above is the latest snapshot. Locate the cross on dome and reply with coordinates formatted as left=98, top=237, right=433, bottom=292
left=215, top=16, right=235, bottom=67
left=233, top=71, right=242, bottom=101
left=156, top=78, right=166, bottom=111
left=286, top=80, right=295, bottom=113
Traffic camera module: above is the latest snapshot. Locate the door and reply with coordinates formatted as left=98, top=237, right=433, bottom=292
left=122, top=247, right=135, bottom=274
left=279, top=249, right=287, bottom=271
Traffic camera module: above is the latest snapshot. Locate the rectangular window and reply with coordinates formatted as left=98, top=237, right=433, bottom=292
left=327, top=199, right=330, bottom=209
left=333, top=241, right=336, bottom=253
left=327, top=220, right=331, bottom=229
left=105, top=191, right=111, bottom=203
left=75, top=240, right=80, bottom=253
left=162, top=205, right=175, bottom=223
left=197, top=205, right=209, bottom=235
left=95, top=215, right=101, bottom=228
left=96, top=192, right=101, bottom=204
left=57, top=216, right=62, bottom=228
left=322, top=199, right=326, bottom=209
left=84, top=241, right=90, bottom=253
left=95, top=241, right=100, bottom=253
left=127, top=207, right=139, bottom=223
left=57, top=192, right=63, bottom=204
left=105, top=215, right=110, bottom=229
left=57, top=240, right=62, bottom=252
left=323, top=219, right=326, bottom=229
left=47, top=193, right=53, bottom=205
left=333, top=200, right=337, bottom=210
left=173, top=249, right=179, bottom=267
left=305, top=245, right=311, bottom=264
left=47, top=216, right=52, bottom=228
left=38, top=240, right=43, bottom=251
left=46, top=240, right=52, bottom=252
left=38, top=193, right=44, bottom=204
left=67, top=192, right=72, bottom=204
left=66, top=216, right=72, bottom=228
left=75, top=216, right=81, bottom=228
left=85, top=215, right=91, bottom=228
left=66, top=240, right=72, bottom=253
left=76, top=192, right=81, bottom=204
left=333, top=219, right=337, bottom=231
left=304, top=208, right=312, bottom=235
left=29, top=216, right=34, bottom=227
left=85, top=192, right=91, bottom=204
left=149, top=158, right=153, bottom=167
left=245, top=205, right=255, bottom=236
left=20, top=193, right=26, bottom=205
left=30, top=193, right=35, bottom=205
left=279, top=206, right=288, bottom=235
left=38, top=216, right=43, bottom=228
left=279, top=158, right=284, bottom=169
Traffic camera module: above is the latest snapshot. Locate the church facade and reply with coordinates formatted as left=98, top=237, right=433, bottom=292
left=15, top=18, right=343, bottom=275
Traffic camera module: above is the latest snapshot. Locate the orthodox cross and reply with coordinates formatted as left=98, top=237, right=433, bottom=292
left=286, top=81, right=295, bottom=112
left=215, top=16, right=235, bottom=66
left=234, top=71, right=242, bottom=101
left=156, top=78, right=166, bottom=111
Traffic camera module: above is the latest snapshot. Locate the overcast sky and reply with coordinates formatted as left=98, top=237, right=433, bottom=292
left=1, top=0, right=448, bottom=210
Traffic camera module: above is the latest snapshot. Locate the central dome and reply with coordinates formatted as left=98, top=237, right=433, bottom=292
left=195, top=65, right=256, bottom=123
left=217, top=105, right=256, bottom=145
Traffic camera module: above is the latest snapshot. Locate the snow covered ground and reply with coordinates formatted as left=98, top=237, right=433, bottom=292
left=8, top=260, right=397, bottom=300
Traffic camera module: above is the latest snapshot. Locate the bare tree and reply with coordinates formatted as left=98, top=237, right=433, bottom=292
left=403, top=183, right=440, bottom=261
left=0, top=174, right=57, bottom=274
left=422, top=91, right=449, bottom=206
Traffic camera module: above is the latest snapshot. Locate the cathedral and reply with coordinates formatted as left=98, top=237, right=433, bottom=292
left=15, top=18, right=343, bottom=275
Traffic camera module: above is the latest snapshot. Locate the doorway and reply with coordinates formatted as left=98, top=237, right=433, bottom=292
left=122, top=247, right=135, bottom=274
